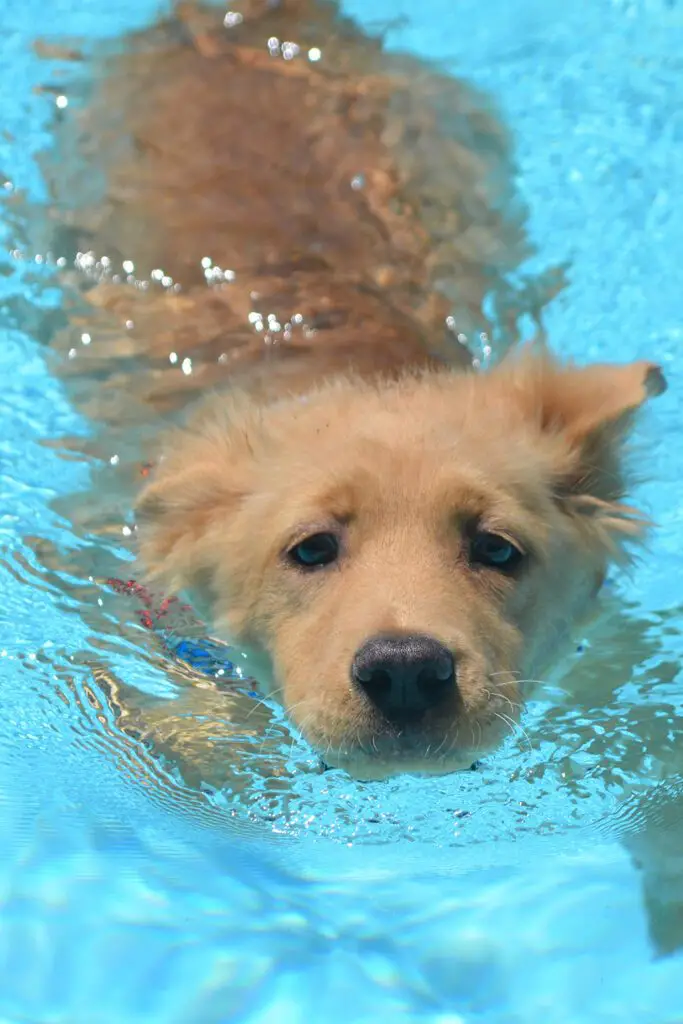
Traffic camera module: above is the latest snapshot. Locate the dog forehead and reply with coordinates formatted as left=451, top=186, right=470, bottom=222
left=269, top=384, right=543, bottom=475
left=256, top=424, right=552, bottom=536
left=250, top=375, right=563, bottom=516
left=271, top=372, right=533, bottom=448
left=270, top=390, right=445, bottom=459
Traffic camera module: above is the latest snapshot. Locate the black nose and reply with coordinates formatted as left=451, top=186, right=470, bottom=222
left=351, top=633, right=455, bottom=722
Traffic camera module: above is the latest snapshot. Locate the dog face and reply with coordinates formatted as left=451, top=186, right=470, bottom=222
left=136, top=351, right=665, bottom=779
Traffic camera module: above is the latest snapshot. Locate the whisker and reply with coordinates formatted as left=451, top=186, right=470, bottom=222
left=514, top=678, right=571, bottom=697
left=432, top=732, right=448, bottom=758
left=245, top=685, right=285, bottom=720
left=494, top=710, right=533, bottom=753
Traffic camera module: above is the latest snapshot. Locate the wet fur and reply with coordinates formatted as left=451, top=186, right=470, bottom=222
left=29, top=0, right=665, bottom=776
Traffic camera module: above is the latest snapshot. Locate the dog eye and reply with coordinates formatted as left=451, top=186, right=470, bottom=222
left=288, top=532, right=340, bottom=569
left=470, top=532, right=524, bottom=573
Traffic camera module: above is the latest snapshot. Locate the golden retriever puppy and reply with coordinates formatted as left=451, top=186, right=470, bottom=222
left=24, top=0, right=678, bottom=955
left=29, top=0, right=664, bottom=784
left=136, top=351, right=666, bottom=780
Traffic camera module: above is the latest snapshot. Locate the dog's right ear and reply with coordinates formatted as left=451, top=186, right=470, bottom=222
left=134, top=404, right=255, bottom=603
left=491, top=347, right=666, bottom=550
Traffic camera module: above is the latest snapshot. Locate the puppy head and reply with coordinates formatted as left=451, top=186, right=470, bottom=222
left=136, top=350, right=665, bottom=779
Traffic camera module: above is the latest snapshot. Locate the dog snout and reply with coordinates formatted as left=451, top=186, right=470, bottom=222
left=351, top=633, right=455, bottom=722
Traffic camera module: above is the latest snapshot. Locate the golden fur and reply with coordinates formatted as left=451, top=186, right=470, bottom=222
left=27, top=0, right=666, bottom=783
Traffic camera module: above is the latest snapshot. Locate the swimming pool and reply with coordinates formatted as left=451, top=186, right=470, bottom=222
left=2, top=0, right=683, bottom=1020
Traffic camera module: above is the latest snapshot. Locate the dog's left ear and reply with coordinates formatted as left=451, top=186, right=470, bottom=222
left=500, top=349, right=667, bottom=504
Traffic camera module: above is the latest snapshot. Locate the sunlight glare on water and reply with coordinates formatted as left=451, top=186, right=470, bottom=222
left=1, top=0, right=683, bottom=1020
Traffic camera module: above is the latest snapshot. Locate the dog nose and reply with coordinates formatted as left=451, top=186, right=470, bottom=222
left=351, top=633, right=455, bottom=721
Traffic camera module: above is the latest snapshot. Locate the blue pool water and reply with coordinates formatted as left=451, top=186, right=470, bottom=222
left=2, top=0, right=683, bottom=1020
